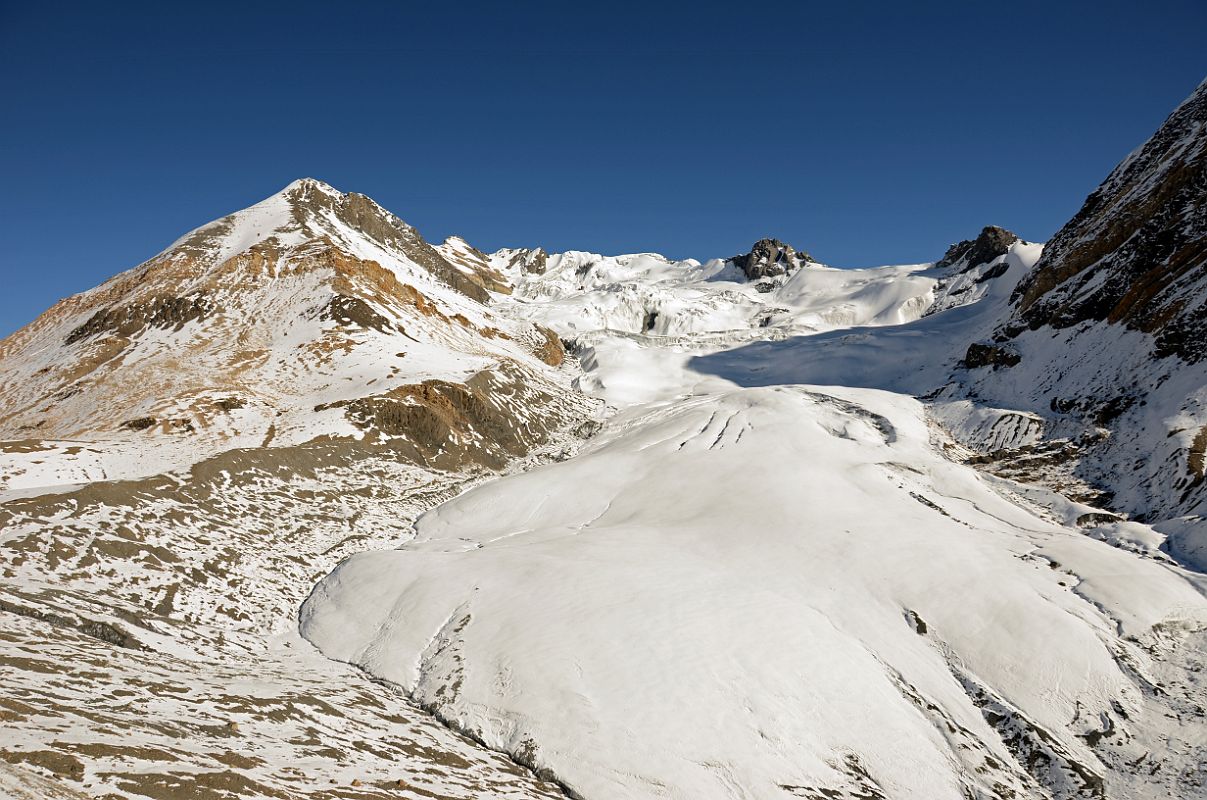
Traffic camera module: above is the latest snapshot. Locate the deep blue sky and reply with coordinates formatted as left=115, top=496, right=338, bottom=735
left=1, top=1, right=1204, bottom=336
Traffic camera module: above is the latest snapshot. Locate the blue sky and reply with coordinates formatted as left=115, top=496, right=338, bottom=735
left=1, top=0, right=1204, bottom=336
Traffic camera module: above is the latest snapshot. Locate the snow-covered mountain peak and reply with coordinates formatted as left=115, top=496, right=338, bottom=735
left=441, top=234, right=473, bottom=249
left=151, top=178, right=492, bottom=303
left=0, top=183, right=591, bottom=491
left=281, top=175, right=339, bottom=194
left=166, top=177, right=338, bottom=251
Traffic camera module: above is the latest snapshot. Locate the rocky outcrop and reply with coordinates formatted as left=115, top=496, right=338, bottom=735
left=1007, top=81, right=1207, bottom=363
left=321, top=294, right=398, bottom=332
left=961, top=342, right=1021, bottom=369
left=64, top=293, right=213, bottom=345
left=924, top=227, right=1022, bottom=318
left=498, top=247, right=549, bottom=276
left=936, top=226, right=1019, bottom=271
left=731, top=238, right=813, bottom=280
left=530, top=325, right=565, bottom=367
left=313, top=363, right=581, bottom=470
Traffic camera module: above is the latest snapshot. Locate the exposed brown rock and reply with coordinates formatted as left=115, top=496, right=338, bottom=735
left=313, top=363, right=573, bottom=471
left=1190, top=426, right=1207, bottom=480
left=321, top=294, right=396, bottom=332
left=0, top=749, right=85, bottom=780
left=1009, top=82, right=1207, bottom=362
left=319, top=246, right=447, bottom=320
left=97, top=768, right=290, bottom=800
left=532, top=325, right=565, bottom=367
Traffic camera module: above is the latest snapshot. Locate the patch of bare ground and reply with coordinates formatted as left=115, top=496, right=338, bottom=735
left=0, top=408, right=595, bottom=798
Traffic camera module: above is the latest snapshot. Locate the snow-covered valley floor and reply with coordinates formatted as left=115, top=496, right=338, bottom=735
left=298, top=249, right=1207, bottom=800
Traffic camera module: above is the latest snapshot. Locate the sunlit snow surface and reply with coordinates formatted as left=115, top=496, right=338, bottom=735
left=303, top=245, right=1207, bottom=799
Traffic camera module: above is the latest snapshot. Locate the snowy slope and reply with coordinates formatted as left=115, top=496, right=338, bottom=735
left=303, top=384, right=1207, bottom=799
left=300, top=82, right=1207, bottom=800
left=0, top=179, right=589, bottom=494
left=976, top=79, right=1207, bottom=557
left=0, top=435, right=588, bottom=799
left=493, top=246, right=942, bottom=340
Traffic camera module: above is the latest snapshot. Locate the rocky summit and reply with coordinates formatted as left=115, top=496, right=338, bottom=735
left=730, top=237, right=815, bottom=280
left=936, top=225, right=1021, bottom=271
left=3, top=84, right=1207, bottom=800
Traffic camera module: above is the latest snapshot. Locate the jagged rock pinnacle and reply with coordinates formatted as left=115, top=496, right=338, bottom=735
left=731, top=238, right=814, bottom=281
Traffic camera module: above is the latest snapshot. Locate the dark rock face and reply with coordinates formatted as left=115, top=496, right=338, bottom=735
left=321, top=294, right=396, bottom=332
left=500, top=248, right=549, bottom=276
left=313, top=365, right=570, bottom=470
left=936, top=226, right=1019, bottom=271
left=1008, top=81, right=1207, bottom=362
left=65, top=294, right=214, bottom=345
left=522, top=248, right=548, bottom=275
left=961, top=342, right=1021, bottom=370
left=731, top=239, right=813, bottom=281
left=975, top=261, right=1012, bottom=283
